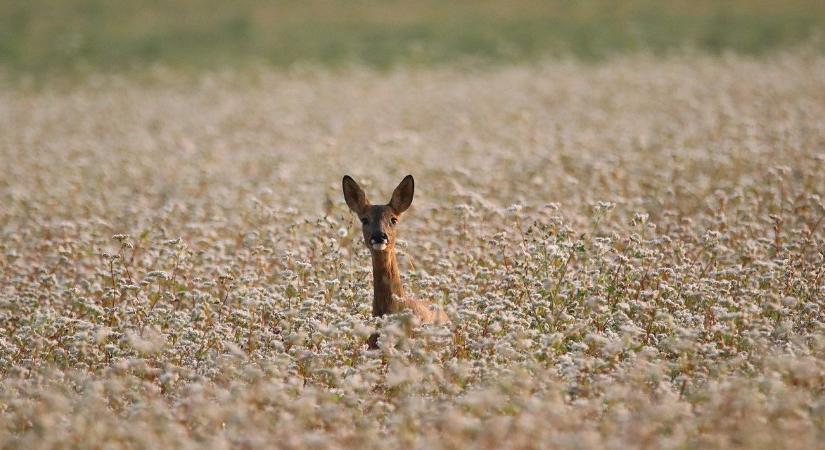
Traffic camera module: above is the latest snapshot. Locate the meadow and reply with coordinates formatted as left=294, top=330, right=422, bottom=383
left=0, top=48, right=823, bottom=448
left=2, top=0, right=824, bottom=74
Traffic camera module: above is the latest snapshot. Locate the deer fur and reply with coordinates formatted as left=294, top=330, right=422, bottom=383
left=342, top=175, right=449, bottom=336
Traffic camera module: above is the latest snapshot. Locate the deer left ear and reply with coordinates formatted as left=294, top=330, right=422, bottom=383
left=343, top=175, right=369, bottom=215
left=389, top=175, right=414, bottom=214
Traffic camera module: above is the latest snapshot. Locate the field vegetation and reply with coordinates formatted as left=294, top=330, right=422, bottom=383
left=1, top=49, right=823, bottom=448
left=1, top=0, right=824, bottom=74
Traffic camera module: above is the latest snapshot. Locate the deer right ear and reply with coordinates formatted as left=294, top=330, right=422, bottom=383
left=342, top=175, right=369, bottom=215
left=389, top=174, right=414, bottom=214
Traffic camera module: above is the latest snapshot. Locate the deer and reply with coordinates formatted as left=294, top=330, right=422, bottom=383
left=342, top=174, right=449, bottom=348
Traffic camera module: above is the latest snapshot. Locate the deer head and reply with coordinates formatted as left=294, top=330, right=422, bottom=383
left=342, top=175, right=414, bottom=252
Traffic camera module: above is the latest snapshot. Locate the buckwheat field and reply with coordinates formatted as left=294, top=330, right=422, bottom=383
left=1, top=51, right=824, bottom=449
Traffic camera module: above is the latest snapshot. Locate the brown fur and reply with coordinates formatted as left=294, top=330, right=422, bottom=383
left=342, top=175, right=449, bottom=348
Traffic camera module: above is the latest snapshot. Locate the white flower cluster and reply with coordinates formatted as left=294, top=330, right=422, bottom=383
left=0, top=51, right=823, bottom=449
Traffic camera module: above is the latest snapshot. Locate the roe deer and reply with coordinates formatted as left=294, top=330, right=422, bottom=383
left=342, top=175, right=449, bottom=347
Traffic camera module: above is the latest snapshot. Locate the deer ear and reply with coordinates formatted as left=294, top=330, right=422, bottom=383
left=342, top=175, right=369, bottom=215
left=389, top=175, right=414, bottom=213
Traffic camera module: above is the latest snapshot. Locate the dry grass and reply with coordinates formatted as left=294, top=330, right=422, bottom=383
left=1, top=51, right=824, bottom=449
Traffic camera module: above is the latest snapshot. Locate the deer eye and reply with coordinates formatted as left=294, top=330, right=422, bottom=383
left=390, top=217, right=398, bottom=225
left=360, top=217, right=369, bottom=225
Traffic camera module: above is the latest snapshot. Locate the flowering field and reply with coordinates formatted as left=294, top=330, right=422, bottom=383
left=1, top=51, right=824, bottom=449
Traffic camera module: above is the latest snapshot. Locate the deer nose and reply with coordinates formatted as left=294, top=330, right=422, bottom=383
left=370, top=232, right=388, bottom=244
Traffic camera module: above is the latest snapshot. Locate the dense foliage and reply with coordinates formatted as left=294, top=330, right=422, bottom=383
left=2, top=0, right=824, bottom=74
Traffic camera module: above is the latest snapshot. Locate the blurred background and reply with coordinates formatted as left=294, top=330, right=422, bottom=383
left=1, top=0, right=823, bottom=75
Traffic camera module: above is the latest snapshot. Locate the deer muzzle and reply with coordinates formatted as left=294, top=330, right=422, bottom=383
left=370, top=232, right=388, bottom=250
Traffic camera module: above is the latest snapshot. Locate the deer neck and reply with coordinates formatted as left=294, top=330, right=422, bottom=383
left=371, top=247, right=405, bottom=317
